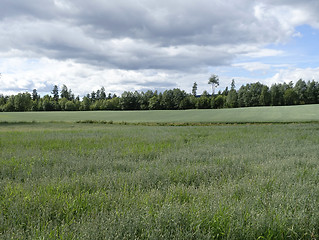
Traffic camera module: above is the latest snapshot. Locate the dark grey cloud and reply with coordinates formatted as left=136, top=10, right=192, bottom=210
left=0, top=0, right=69, bottom=20
left=1, top=0, right=304, bottom=72
left=71, top=0, right=267, bottom=46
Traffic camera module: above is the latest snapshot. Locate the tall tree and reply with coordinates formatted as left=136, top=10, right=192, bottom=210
left=250, top=82, right=263, bottom=106
left=237, top=84, right=252, bottom=107
left=208, top=74, right=219, bottom=95
left=294, top=79, right=307, bottom=104
left=231, top=79, right=236, bottom=90
left=51, top=85, right=59, bottom=101
left=259, top=85, right=271, bottom=106
left=225, top=79, right=237, bottom=108
left=212, top=95, right=225, bottom=109
left=60, top=84, right=69, bottom=100
left=192, top=82, right=198, bottom=96
left=96, top=89, right=101, bottom=100
left=148, top=95, right=160, bottom=110
left=3, top=96, right=15, bottom=111
left=91, top=91, right=96, bottom=101
left=100, top=87, right=106, bottom=100
left=270, top=84, right=284, bottom=106
left=120, top=91, right=139, bottom=110
left=284, top=88, right=298, bottom=105
left=306, top=80, right=319, bottom=104
left=42, top=95, right=54, bottom=111
left=32, top=89, right=39, bottom=101
left=68, top=89, right=74, bottom=100
left=196, top=90, right=211, bottom=109
left=14, top=93, right=32, bottom=111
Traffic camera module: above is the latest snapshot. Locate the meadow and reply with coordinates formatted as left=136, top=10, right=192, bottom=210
left=1, top=104, right=319, bottom=123
left=1, top=121, right=319, bottom=239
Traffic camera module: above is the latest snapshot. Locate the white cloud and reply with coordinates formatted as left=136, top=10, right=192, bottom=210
left=233, top=62, right=291, bottom=72
left=266, top=67, right=319, bottom=85
left=243, top=48, right=284, bottom=58
left=233, top=62, right=272, bottom=72
left=1, top=0, right=319, bottom=95
left=0, top=58, right=209, bottom=96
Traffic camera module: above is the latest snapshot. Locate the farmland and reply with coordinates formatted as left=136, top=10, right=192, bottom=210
left=0, top=104, right=319, bottom=124
left=1, top=119, right=319, bottom=239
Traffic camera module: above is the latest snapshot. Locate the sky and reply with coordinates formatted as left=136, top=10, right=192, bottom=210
left=1, top=0, right=319, bottom=97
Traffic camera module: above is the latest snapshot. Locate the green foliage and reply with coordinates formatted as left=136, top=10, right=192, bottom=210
left=3, top=95, right=15, bottom=111
left=226, top=89, right=238, bottom=108
left=306, top=80, right=319, bottom=104
left=212, top=95, right=225, bottom=109
left=120, top=91, right=140, bottom=110
left=270, top=84, right=284, bottom=106
left=208, top=74, right=219, bottom=95
left=161, top=89, right=188, bottom=110
left=32, top=89, right=39, bottom=101
left=60, top=84, right=69, bottom=100
left=284, top=88, right=298, bottom=105
left=51, top=85, right=59, bottom=101
left=80, top=96, right=91, bottom=111
left=196, top=91, right=210, bottom=109
left=65, top=101, right=77, bottom=111
left=231, top=79, right=236, bottom=90
left=294, top=79, right=307, bottom=104
left=100, top=87, right=106, bottom=100
left=2, top=79, right=319, bottom=112
left=259, top=85, right=271, bottom=106
left=192, top=82, right=198, bottom=96
left=42, top=95, right=55, bottom=111
left=149, top=95, right=161, bottom=110
left=1, top=123, right=319, bottom=239
left=13, top=93, right=32, bottom=111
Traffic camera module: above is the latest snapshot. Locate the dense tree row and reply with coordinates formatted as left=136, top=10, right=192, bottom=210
left=1, top=79, right=319, bottom=112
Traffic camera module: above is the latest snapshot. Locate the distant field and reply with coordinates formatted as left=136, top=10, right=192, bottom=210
left=1, top=122, right=319, bottom=239
left=0, top=104, right=319, bottom=123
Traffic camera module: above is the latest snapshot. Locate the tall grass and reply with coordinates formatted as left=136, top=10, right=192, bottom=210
left=1, top=123, right=319, bottom=239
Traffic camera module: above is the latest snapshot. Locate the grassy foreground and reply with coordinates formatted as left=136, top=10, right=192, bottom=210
left=0, top=104, right=319, bottom=123
left=1, top=122, right=319, bottom=239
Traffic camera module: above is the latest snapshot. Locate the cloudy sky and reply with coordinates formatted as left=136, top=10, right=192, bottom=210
left=1, top=0, right=319, bottom=96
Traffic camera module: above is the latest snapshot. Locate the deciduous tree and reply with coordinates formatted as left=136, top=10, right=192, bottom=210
left=208, top=74, right=219, bottom=95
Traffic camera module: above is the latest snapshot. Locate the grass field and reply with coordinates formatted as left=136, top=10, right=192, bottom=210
left=0, top=104, right=319, bottom=123
left=1, top=121, right=319, bottom=239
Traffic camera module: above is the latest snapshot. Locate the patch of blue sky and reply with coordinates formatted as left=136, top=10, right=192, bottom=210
left=212, top=24, right=319, bottom=86
left=209, top=62, right=278, bottom=84
left=0, top=58, right=42, bottom=75
left=265, top=24, right=319, bottom=68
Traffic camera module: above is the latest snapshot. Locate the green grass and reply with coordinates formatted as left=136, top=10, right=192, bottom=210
left=1, top=122, right=319, bottom=239
left=0, top=104, right=319, bottom=123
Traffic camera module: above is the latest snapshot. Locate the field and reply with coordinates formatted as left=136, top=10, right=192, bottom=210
left=1, top=104, right=319, bottom=123
left=1, top=119, right=319, bottom=239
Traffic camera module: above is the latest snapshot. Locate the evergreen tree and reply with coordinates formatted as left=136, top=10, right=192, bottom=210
left=100, top=87, right=106, bottom=100
left=51, top=85, right=59, bottom=101
left=91, top=91, right=96, bottom=101
left=32, top=89, right=39, bottom=101
left=192, top=82, right=198, bottom=96
left=60, top=85, right=69, bottom=100
left=231, top=79, right=236, bottom=90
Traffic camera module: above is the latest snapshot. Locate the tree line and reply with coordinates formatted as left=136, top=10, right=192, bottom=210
left=0, top=78, right=319, bottom=112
